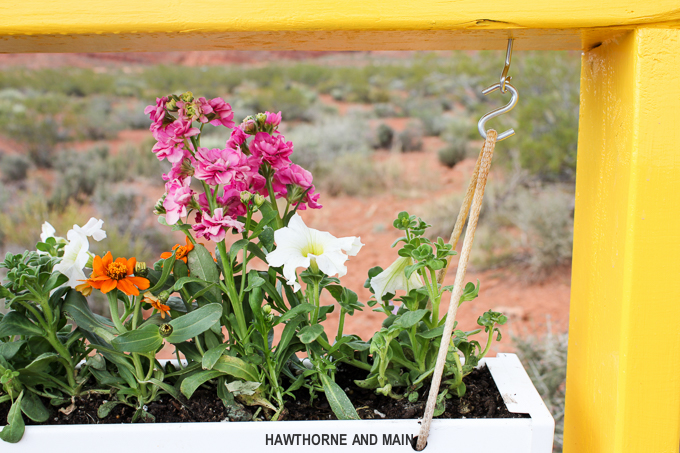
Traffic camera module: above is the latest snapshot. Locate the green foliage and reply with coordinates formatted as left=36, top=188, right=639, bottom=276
left=0, top=154, right=31, bottom=183
left=397, top=121, right=424, bottom=152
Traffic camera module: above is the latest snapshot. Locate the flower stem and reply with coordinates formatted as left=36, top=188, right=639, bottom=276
left=217, top=241, right=247, bottom=340
left=336, top=308, right=346, bottom=342
left=107, top=291, right=127, bottom=334
left=310, top=278, right=321, bottom=325
left=265, top=176, right=283, bottom=229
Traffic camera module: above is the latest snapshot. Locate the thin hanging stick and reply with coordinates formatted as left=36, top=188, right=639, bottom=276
left=437, top=146, right=484, bottom=286
left=416, top=130, right=497, bottom=451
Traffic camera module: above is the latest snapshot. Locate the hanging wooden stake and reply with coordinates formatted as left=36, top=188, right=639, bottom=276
left=416, top=130, right=497, bottom=451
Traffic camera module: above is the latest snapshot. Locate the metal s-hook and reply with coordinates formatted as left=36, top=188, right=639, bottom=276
left=499, top=38, right=514, bottom=93
left=478, top=38, right=519, bottom=141
left=477, top=82, right=518, bottom=141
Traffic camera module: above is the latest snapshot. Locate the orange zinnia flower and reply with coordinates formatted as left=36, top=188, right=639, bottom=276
left=86, top=252, right=150, bottom=296
left=160, top=236, right=194, bottom=263
left=143, top=292, right=171, bottom=319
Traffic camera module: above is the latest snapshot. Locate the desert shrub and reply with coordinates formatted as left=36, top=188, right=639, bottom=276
left=0, top=191, right=82, bottom=250
left=242, top=82, right=318, bottom=122
left=80, top=96, right=123, bottom=140
left=401, top=98, right=447, bottom=136
left=372, top=123, right=394, bottom=149
left=514, top=328, right=568, bottom=452
left=0, top=153, right=31, bottom=183
left=373, top=103, right=401, bottom=118
left=286, top=116, right=371, bottom=172
left=397, top=120, right=424, bottom=152
left=438, top=142, right=468, bottom=168
left=316, top=153, right=385, bottom=197
left=115, top=142, right=169, bottom=183
left=112, top=100, right=152, bottom=130
left=50, top=146, right=130, bottom=208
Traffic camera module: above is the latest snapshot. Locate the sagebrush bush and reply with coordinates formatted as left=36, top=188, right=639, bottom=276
left=286, top=116, right=372, bottom=172
left=438, top=142, right=468, bottom=168
left=316, top=153, right=386, bottom=197
left=372, top=123, right=394, bottom=149
left=397, top=120, right=424, bottom=152
left=0, top=153, right=31, bottom=183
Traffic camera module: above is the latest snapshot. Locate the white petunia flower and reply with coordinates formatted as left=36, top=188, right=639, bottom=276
left=40, top=222, right=56, bottom=242
left=53, top=230, right=91, bottom=289
left=266, top=213, right=363, bottom=292
left=73, top=217, right=107, bottom=242
left=370, top=256, right=424, bottom=302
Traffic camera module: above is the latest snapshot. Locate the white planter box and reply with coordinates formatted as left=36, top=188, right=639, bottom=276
left=8, top=353, right=554, bottom=452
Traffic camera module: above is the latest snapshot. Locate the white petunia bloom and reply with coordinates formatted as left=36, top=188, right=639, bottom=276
left=266, top=213, right=363, bottom=292
left=53, top=230, right=91, bottom=289
left=40, top=222, right=56, bottom=242
left=370, top=256, right=424, bottom=302
left=73, top=217, right=107, bottom=242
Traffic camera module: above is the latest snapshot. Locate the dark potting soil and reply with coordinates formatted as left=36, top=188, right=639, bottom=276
left=0, top=365, right=527, bottom=426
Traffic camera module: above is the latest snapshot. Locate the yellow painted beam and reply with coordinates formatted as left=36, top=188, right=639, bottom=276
left=564, top=28, right=680, bottom=453
left=0, top=1, right=679, bottom=52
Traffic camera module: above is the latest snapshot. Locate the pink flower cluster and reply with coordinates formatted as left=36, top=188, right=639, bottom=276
left=145, top=98, right=323, bottom=242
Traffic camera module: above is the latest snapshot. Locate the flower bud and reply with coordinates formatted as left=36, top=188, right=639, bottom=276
left=181, top=91, right=194, bottom=102
left=158, top=290, right=171, bottom=303
left=255, top=113, right=267, bottom=128
left=240, top=191, right=253, bottom=205
left=180, top=158, right=195, bottom=177
left=134, top=261, right=148, bottom=278
left=166, top=97, right=179, bottom=112
left=154, top=194, right=167, bottom=215
left=242, top=116, right=257, bottom=134
left=263, top=304, right=272, bottom=315
left=159, top=323, right=173, bottom=338
left=253, top=194, right=266, bottom=207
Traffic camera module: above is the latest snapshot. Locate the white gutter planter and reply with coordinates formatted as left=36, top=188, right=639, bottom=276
left=8, top=353, right=554, bottom=453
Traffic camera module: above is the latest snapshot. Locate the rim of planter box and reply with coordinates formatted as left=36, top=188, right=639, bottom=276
left=8, top=353, right=554, bottom=453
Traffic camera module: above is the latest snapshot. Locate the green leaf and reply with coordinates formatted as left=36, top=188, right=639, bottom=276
left=395, top=309, right=430, bottom=329
left=21, top=392, right=49, bottom=422
left=244, top=271, right=266, bottom=292
left=180, top=370, right=226, bottom=399
left=146, top=378, right=186, bottom=405
left=0, top=311, right=44, bottom=337
left=112, top=325, right=163, bottom=354
left=320, top=374, right=360, bottom=420
left=187, top=244, right=221, bottom=303
left=148, top=255, right=177, bottom=293
left=298, top=324, right=324, bottom=344
left=62, top=290, right=116, bottom=338
left=43, top=272, right=69, bottom=294
left=229, top=239, right=249, bottom=263
left=97, top=401, right=122, bottom=418
left=0, top=341, right=26, bottom=360
left=201, top=343, right=229, bottom=371
left=166, top=303, right=223, bottom=343
left=0, top=392, right=25, bottom=443
left=459, top=280, right=481, bottom=305
left=276, top=303, right=314, bottom=325
left=212, top=355, right=259, bottom=382
left=417, top=325, right=445, bottom=339
left=23, top=352, right=60, bottom=372
left=173, top=277, right=211, bottom=292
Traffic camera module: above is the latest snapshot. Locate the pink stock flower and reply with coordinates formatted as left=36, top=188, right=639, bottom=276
left=193, top=147, right=244, bottom=186
left=152, top=120, right=200, bottom=163
left=192, top=208, right=244, bottom=242
left=272, top=164, right=322, bottom=210
left=144, top=97, right=167, bottom=131
left=265, top=111, right=282, bottom=128
left=226, top=127, right=247, bottom=149
left=249, top=132, right=293, bottom=170
left=198, top=189, right=247, bottom=219
left=163, top=156, right=196, bottom=182
left=163, top=177, right=195, bottom=225
left=208, top=98, right=235, bottom=128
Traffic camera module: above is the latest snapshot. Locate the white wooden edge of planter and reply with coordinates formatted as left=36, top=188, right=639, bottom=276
left=8, top=353, right=554, bottom=453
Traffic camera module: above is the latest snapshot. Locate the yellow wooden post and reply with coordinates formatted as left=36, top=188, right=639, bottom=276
left=564, top=28, right=680, bottom=453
